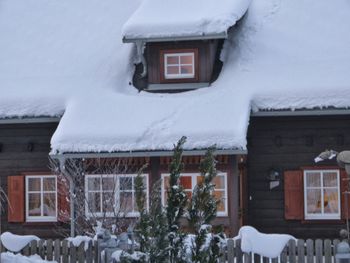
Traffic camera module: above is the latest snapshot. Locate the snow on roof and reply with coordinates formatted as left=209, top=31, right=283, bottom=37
left=122, top=0, right=251, bottom=40
left=1, top=0, right=350, bottom=153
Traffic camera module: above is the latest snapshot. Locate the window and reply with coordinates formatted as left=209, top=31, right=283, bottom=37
left=161, top=172, right=228, bottom=216
left=160, top=49, right=198, bottom=82
left=164, top=52, right=195, bottom=79
left=304, top=169, right=341, bottom=220
left=85, top=174, right=148, bottom=217
left=26, top=175, right=57, bottom=222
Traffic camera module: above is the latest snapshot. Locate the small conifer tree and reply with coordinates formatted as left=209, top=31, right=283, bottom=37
left=166, top=136, right=188, bottom=263
left=188, top=146, right=224, bottom=263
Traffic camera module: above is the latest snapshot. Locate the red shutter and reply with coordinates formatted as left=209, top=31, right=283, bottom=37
left=340, top=169, right=350, bottom=220
left=284, top=170, right=303, bottom=220
left=57, top=175, right=70, bottom=222
left=8, top=176, right=24, bottom=222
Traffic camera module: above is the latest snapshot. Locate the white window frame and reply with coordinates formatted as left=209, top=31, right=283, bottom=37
left=161, top=172, right=228, bottom=217
left=26, top=175, right=58, bottom=222
left=303, top=169, right=341, bottom=220
left=164, top=52, right=195, bottom=79
left=85, top=174, right=149, bottom=218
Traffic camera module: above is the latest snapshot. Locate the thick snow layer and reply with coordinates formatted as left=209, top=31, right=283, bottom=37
left=1, top=0, right=350, bottom=153
left=66, top=236, right=92, bottom=251
left=234, top=226, right=295, bottom=258
left=122, top=0, right=251, bottom=39
left=1, top=232, right=40, bottom=253
left=1, top=252, right=56, bottom=263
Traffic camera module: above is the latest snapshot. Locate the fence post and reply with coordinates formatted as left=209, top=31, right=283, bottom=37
left=236, top=239, right=243, bottom=263
left=227, top=239, right=235, bottom=263
left=70, top=242, right=77, bottom=263
left=38, top=239, right=45, bottom=259
left=78, top=242, right=85, bottom=263
left=47, top=239, right=53, bottom=261
left=297, top=239, right=305, bottom=263
left=333, top=239, right=340, bottom=263
left=86, top=240, right=93, bottom=263
left=288, top=239, right=296, bottom=263
left=54, top=239, right=61, bottom=262
left=62, top=240, right=69, bottom=263
left=30, top=240, right=37, bottom=255
left=306, top=239, right=314, bottom=263
left=323, top=239, right=331, bottom=263
left=23, top=244, right=30, bottom=256
left=280, top=246, right=288, bottom=263
left=315, top=239, right=323, bottom=263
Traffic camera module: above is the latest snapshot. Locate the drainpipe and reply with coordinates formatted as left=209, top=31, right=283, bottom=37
left=57, top=156, right=75, bottom=237
left=135, top=40, right=147, bottom=78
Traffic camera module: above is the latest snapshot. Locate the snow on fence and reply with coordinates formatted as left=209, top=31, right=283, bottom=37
left=0, top=238, right=342, bottom=263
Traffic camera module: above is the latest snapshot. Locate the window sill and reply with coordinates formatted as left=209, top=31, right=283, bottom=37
left=23, top=222, right=59, bottom=226
left=301, top=219, right=345, bottom=224
left=147, top=83, right=209, bottom=91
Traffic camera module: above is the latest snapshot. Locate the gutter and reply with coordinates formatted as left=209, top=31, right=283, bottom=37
left=50, top=148, right=247, bottom=160
left=122, top=32, right=228, bottom=43
left=251, top=109, right=350, bottom=117
left=0, top=117, right=60, bottom=124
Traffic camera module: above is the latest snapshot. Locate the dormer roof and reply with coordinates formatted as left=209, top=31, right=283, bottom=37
left=122, top=0, right=251, bottom=43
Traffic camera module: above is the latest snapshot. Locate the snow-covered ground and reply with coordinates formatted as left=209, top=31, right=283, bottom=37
left=1, top=252, right=56, bottom=263
left=0, top=0, right=350, bottom=153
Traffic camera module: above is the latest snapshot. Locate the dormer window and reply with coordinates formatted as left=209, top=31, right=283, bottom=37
left=160, top=49, right=199, bottom=83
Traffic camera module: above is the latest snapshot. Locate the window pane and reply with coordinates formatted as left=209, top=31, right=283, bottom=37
left=88, top=192, right=101, bottom=213
left=28, top=178, right=41, bottom=191
left=43, top=193, right=56, bottom=217
left=163, top=176, right=170, bottom=190
left=214, top=191, right=226, bottom=212
left=213, top=176, right=225, bottom=189
left=166, top=56, right=179, bottom=65
left=120, top=177, right=132, bottom=191
left=306, top=172, right=321, bottom=187
left=323, top=172, right=338, bottom=187
left=166, top=66, right=179, bottom=75
left=180, top=176, right=192, bottom=190
left=102, top=177, right=115, bottom=191
left=180, top=55, right=193, bottom=64
left=306, top=189, right=322, bottom=214
left=28, top=193, right=41, bottom=216
left=102, top=192, right=115, bottom=213
left=120, top=192, right=132, bottom=213
left=88, top=178, right=100, bottom=191
left=180, top=65, right=193, bottom=74
left=43, top=177, right=56, bottom=191
left=324, top=189, right=339, bottom=213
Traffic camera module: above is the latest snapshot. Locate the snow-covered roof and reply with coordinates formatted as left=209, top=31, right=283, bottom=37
left=1, top=0, right=350, bottom=154
left=122, top=0, right=251, bottom=41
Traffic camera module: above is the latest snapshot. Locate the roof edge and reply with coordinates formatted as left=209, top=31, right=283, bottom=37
left=50, top=148, right=247, bottom=159
left=0, top=117, right=61, bottom=124
left=251, top=109, right=350, bottom=117
left=122, top=31, right=228, bottom=43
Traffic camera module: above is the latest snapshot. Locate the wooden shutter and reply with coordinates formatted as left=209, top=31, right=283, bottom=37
left=57, top=175, right=70, bottom=222
left=284, top=170, right=303, bottom=220
left=340, top=169, right=350, bottom=220
left=8, top=176, right=24, bottom=222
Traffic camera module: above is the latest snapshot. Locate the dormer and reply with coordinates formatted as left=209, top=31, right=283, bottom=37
left=122, top=0, right=251, bottom=92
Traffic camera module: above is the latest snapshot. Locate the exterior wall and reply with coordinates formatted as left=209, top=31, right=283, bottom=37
left=0, top=122, right=69, bottom=238
left=246, top=115, right=350, bottom=239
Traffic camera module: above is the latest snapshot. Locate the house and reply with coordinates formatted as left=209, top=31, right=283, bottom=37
left=0, top=0, right=350, bottom=239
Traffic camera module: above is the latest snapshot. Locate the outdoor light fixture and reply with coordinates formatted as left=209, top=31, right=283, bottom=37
left=267, top=168, right=280, bottom=190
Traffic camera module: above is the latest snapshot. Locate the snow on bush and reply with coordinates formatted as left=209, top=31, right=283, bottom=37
left=234, top=226, right=296, bottom=258
left=1, top=232, right=40, bottom=253
left=1, top=252, right=56, bottom=263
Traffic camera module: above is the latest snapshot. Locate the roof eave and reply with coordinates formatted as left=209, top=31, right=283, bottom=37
left=122, top=31, right=228, bottom=43
left=50, top=148, right=247, bottom=160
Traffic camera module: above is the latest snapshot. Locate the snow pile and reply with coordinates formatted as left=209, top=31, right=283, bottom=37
left=234, top=226, right=295, bottom=258
left=66, top=236, right=92, bottom=251
left=1, top=232, right=40, bottom=253
left=1, top=252, right=56, bottom=263
left=112, top=250, right=148, bottom=262
left=122, top=0, right=251, bottom=39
